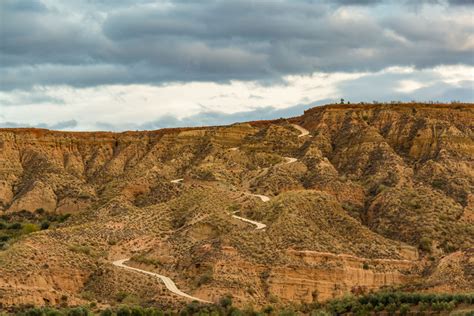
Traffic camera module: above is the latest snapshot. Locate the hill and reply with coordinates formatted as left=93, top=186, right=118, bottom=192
left=0, top=103, right=472, bottom=309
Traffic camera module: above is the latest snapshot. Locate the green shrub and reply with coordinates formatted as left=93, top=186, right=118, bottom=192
left=399, top=303, right=410, bottom=315
left=8, top=222, right=22, bottom=230
left=196, top=271, right=213, bottom=286
left=362, top=262, right=369, bottom=270
left=219, top=295, right=233, bottom=309
left=22, top=223, right=40, bottom=234
left=115, top=292, right=128, bottom=302
left=100, top=309, right=113, bottom=316
left=418, top=237, right=432, bottom=252
left=432, top=178, right=447, bottom=189
left=68, top=245, right=92, bottom=256
left=35, top=208, right=46, bottom=215
left=45, top=309, right=64, bottom=316
left=40, top=221, right=50, bottom=230
left=67, top=307, right=89, bottom=316
left=117, top=306, right=131, bottom=316
left=130, top=306, right=145, bottom=316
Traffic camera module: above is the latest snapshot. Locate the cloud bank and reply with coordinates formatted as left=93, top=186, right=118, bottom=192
left=0, top=0, right=472, bottom=130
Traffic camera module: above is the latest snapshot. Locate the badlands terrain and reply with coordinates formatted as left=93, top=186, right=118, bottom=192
left=0, top=103, right=473, bottom=310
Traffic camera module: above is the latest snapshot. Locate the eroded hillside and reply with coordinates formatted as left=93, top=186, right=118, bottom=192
left=0, top=103, right=472, bottom=308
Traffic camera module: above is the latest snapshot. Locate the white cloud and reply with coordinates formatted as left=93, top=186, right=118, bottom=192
left=396, top=80, right=427, bottom=93
left=1, top=65, right=472, bottom=131
left=0, top=71, right=365, bottom=130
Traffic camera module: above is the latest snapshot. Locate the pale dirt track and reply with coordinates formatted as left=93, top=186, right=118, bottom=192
left=172, top=124, right=302, bottom=232
left=232, top=214, right=267, bottom=230
left=249, top=194, right=270, bottom=202
left=112, top=259, right=211, bottom=303
left=291, top=124, right=310, bottom=137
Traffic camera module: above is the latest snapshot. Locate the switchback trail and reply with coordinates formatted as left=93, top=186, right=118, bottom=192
left=112, top=259, right=211, bottom=303
left=291, top=124, right=310, bottom=137
left=249, top=194, right=270, bottom=202
left=284, top=157, right=297, bottom=164
left=232, top=214, right=267, bottom=230
left=234, top=153, right=298, bottom=228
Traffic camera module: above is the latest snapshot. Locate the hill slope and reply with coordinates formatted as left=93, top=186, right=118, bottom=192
left=0, top=103, right=472, bottom=308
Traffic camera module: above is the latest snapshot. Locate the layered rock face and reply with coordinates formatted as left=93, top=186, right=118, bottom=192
left=0, top=103, right=472, bottom=308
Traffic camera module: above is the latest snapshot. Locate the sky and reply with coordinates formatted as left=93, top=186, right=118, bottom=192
left=0, top=0, right=473, bottom=131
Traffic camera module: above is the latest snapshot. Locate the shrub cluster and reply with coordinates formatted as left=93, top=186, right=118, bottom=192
left=0, top=210, right=71, bottom=250
left=6, top=292, right=474, bottom=316
left=320, top=291, right=473, bottom=315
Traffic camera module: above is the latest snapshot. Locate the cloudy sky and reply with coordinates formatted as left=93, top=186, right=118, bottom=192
left=0, top=0, right=473, bottom=131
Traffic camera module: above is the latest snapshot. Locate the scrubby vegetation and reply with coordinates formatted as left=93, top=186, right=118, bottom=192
left=318, top=291, right=474, bottom=315
left=0, top=210, right=71, bottom=250
left=5, top=292, right=474, bottom=315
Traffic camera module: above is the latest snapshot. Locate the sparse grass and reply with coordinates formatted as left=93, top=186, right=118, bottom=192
left=68, top=244, right=92, bottom=256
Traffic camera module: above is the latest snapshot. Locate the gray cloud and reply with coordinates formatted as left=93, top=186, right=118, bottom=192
left=91, top=100, right=330, bottom=131
left=336, top=71, right=474, bottom=103
left=448, top=0, right=474, bottom=5
left=0, top=119, right=77, bottom=130
left=1, top=0, right=472, bottom=91
left=0, top=90, right=64, bottom=106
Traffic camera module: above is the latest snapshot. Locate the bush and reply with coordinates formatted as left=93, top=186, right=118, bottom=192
left=22, top=223, right=40, bottom=234
left=117, top=306, right=131, bottom=316
left=24, top=308, right=44, bottom=316
left=67, top=307, right=89, bottom=316
left=100, top=309, right=113, bottom=316
left=35, top=208, right=45, bottom=215
left=46, top=309, right=64, bottom=316
left=219, top=295, right=233, bottom=309
left=130, top=306, right=145, bottom=316
left=196, top=272, right=213, bottom=286
left=418, top=237, right=432, bottom=252
left=41, top=221, right=50, bottom=230
left=432, top=178, right=447, bottom=189
left=8, top=222, right=22, bottom=230
left=262, top=306, right=274, bottom=314
left=399, top=303, right=410, bottom=315
left=69, top=245, right=92, bottom=256
left=362, top=262, right=369, bottom=270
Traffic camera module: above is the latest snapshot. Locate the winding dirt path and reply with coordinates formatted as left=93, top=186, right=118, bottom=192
left=249, top=194, right=270, bottom=202
left=232, top=214, right=267, bottom=230
left=234, top=153, right=298, bottom=228
left=291, top=124, right=311, bottom=137
left=284, top=157, right=298, bottom=164
left=112, top=259, right=211, bottom=303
